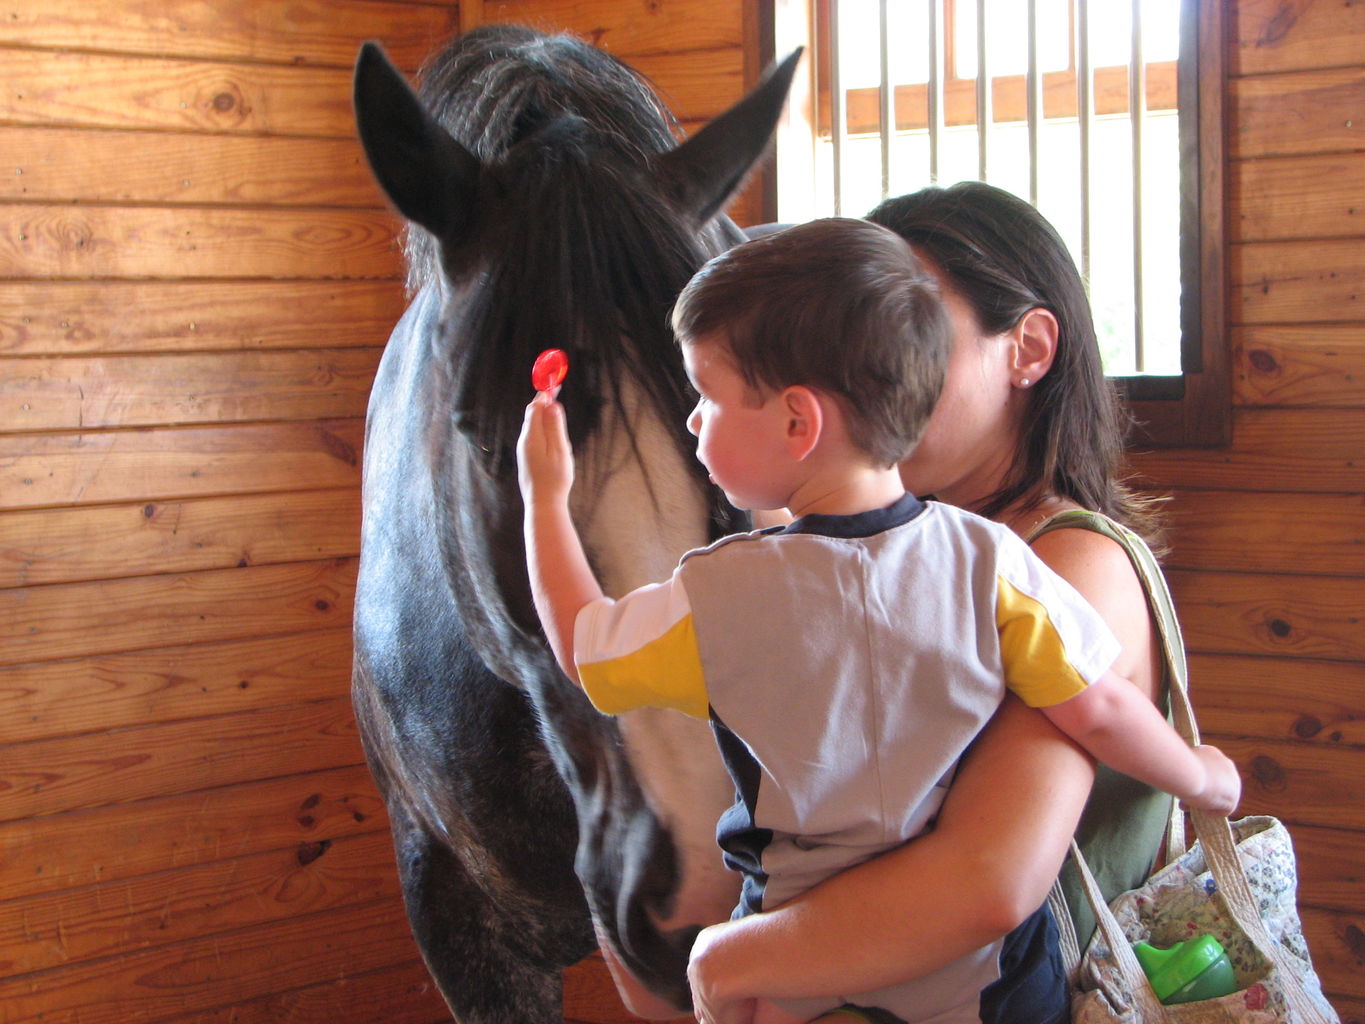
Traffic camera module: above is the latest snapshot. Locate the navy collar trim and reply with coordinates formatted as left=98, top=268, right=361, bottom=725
left=781, top=492, right=927, bottom=539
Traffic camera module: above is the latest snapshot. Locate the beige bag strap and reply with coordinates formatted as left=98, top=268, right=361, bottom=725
left=1031, top=510, right=1189, bottom=860
left=1068, top=836, right=1174, bottom=1021
left=1041, top=511, right=1337, bottom=1023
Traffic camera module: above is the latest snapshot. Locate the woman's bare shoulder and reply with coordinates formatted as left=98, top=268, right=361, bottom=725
left=1028, top=519, right=1160, bottom=697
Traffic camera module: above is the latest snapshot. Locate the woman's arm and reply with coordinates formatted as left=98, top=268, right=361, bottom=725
left=688, top=696, right=1096, bottom=1020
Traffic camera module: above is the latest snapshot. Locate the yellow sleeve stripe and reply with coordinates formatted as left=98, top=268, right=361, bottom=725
left=577, top=612, right=710, bottom=719
left=996, top=576, right=1092, bottom=708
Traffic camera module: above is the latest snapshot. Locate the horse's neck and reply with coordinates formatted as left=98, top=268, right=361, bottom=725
left=570, top=375, right=711, bottom=596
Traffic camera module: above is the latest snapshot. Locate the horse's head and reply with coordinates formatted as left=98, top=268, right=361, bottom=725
left=353, top=28, right=799, bottom=628
left=353, top=28, right=799, bottom=464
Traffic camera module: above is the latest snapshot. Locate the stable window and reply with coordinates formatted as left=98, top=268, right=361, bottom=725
left=763, top=0, right=1228, bottom=445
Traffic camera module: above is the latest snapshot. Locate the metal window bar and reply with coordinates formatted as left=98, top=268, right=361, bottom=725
left=1026, top=0, right=1042, bottom=205
left=829, top=0, right=844, bottom=215
left=928, top=0, right=945, bottom=183
left=1076, top=0, right=1094, bottom=290
left=878, top=0, right=893, bottom=200
left=975, top=0, right=989, bottom=181
left=1130, top=0, right=1147, bottom=371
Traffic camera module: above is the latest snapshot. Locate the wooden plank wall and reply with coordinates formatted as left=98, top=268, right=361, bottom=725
left=6, top=0, right=1358, bottom=1022
left=0, top=2, right=457, bottom=1022
left=1130, top=2, right=1365, bottom=1018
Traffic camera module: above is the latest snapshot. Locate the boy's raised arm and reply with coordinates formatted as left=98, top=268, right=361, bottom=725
left=1041, top=670, right=1241, bottom=815
left=516, top=393, right=604, bottom=683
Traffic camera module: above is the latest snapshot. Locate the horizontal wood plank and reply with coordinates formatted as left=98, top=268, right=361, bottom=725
left=1168, top=568, right=1365, bottom=662
left=564, top=953, right=650, bottom=1024
left=1323, top=992, right=1363, bottom=1024
left=483, top=0, right=743, bottom=55
left=1232, top=0, right=1365, bottom=77
left=0, top=898, right=423, bottom=1024
left=1230, top=153, right=1365, bottom=242
left=1129, top=409, right=1365, bottom=494
left=161, top=961, right=450, bottom=1024
left=1215, top=737, right=1365, bottom=831
left=0, top=763, right=387, bottom=902
left=1, top=491, right=361, bottom=588
left=1233, top=325, right=1365, bottom=407
left=5, top=0, right=455, bottom=69
left=0, top=419, right=364, bottom=510
left=1293, top=824, right=1365, bottom=914
left=1, top=628, right=355, bottom=745
left=1, top=558, right=356, bottom=667
left=2, top=50, right=357, bottom=136
left=1228, top=67, right=1365, bottom=160
left=0, top=280, right=407, bottom=355
left=1189, top=652, right=1365, bottom=750
left=1300, top=907, right=1365, bottom=1009
left=0, top=204, right=403, bottom=279
left=4, top=126, right=386, bottom=208
left=0, top=831, right=400, bottom=978
left=0, top=695, right=365, bottom=821
left=2, top=42, right=741, bottom=138
left=1231, top=238, right=1365, bottom=326
left=630, top=49, right=745, bottom=122
left=1161, top=490, right=1365, bottom=576
left=1, top=349, right=381, bottom=431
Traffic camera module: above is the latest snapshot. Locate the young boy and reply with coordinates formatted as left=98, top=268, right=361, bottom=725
left=516, top=218, right=1239, bottom=1024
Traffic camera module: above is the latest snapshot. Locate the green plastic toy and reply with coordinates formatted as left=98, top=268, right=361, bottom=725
left=1133, top=936, right=1238, bottom=1004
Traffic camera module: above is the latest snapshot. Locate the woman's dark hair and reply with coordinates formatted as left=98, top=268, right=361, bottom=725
left=868, top=182, right=1161, bottom=544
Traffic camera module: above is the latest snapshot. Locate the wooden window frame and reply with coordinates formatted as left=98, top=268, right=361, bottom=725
left=756, top=0, right=1230, bottom=448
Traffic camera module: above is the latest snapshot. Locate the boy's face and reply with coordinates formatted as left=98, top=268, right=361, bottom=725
left=682, top=335, right=792, bottom=512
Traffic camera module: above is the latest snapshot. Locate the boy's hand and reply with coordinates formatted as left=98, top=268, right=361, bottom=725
left=1186, top=744, right=1242, bottom=816
left=517, top=391, right=574, bottom=507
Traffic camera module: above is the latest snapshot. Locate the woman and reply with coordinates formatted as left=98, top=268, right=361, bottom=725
left=688, top=182, right=1174, bottom=1024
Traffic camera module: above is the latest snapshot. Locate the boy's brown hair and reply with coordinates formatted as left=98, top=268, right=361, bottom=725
left=671, top=217, right=950, bottom=467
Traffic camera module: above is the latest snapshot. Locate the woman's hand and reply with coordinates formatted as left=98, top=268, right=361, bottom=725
left=689, top=921, right=758, bottom=1024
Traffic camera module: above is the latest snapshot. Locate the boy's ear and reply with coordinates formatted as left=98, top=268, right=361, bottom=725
left=781, top=385, right=824, bottom=462
left=1011, top=307, right=1059, bottom=385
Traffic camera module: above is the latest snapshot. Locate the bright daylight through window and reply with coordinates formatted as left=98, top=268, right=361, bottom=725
left=772, top=0, right=1192, bottom=380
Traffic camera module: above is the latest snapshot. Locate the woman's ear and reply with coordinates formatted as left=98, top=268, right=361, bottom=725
left=781, top=385, right=824, bottom=462
left=1010, top=307, right=1059, bottom=389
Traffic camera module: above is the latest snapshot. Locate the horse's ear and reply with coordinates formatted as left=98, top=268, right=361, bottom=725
left=353, top=41, right=481, bottom=239
left=654, top=48, right=803, bottom=225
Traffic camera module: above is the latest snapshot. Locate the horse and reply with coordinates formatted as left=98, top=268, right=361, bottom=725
left=350, top=26, right=799, bottom=1023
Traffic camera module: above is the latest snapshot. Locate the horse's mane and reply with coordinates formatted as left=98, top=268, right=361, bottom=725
left=405, top=24, right=682, bottom=293
left=410, top=25, right=738, bottom=504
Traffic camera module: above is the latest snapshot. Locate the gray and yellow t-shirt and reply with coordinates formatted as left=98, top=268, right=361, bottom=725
left=574, top=494, right=1118, bottom=1020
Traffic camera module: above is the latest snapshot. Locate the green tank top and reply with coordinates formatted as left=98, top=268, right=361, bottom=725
left=1028, top=509, right=1175, bottom=947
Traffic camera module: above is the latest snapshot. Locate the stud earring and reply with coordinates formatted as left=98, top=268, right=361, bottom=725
left=1017, top=377, right=1031, bottom=389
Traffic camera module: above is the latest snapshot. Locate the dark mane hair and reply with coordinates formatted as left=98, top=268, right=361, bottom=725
left=868, top=182, right=1163, bottom=546
left=410, top=25, right=738, bottom=503
left=405, top=24, right=682, bottom=292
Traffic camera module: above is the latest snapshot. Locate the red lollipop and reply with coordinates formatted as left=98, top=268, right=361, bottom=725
left=531, top=348, right=569, bottom=392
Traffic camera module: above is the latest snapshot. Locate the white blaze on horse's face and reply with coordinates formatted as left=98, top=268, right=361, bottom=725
left=571, top=374, right=705, bottom=595
left=570, top=372, right=742, bottom=929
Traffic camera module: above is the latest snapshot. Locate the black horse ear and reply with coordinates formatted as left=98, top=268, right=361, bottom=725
left=353, top=41, right=481, bottom=239
left=654, top=48, right=803, bottom=226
